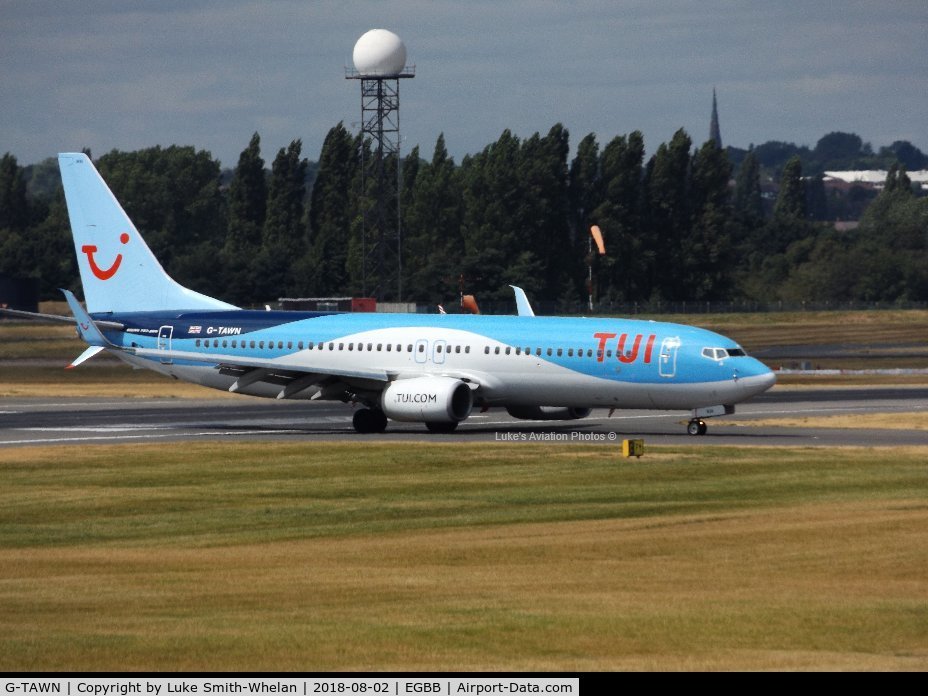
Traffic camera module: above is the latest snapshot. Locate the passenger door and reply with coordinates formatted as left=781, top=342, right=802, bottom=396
left=157, top=325, right=173, bottom=364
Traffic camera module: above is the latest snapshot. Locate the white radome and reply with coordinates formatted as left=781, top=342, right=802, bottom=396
left=353, top=29, right=407, bottom=76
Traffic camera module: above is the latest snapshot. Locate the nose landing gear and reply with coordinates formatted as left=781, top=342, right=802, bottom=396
left=686, top=405, right=734, bottom=436
left=687, top=419, right=708, bottom=436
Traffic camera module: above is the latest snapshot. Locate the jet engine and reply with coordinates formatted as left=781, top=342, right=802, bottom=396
left=381, top=377, right=473, bottom=423
left=506, top=406, right=593, bottom=421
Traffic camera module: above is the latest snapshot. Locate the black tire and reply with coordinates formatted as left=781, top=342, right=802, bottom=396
left=687, top=420, right=701, bottom=436
left=425, top=421, right=458, bottom=434
left=352, top=408, right=375, bottom=434
left=371, top=409, right=388, bottom=433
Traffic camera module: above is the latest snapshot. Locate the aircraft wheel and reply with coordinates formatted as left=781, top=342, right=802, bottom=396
left=352, top=408, right=379, bottom=434
left=687, top=419, right=707, bottom=436
left=425, top=421, right=458, bottom=434
left=371, top=409, right=388, bottom=433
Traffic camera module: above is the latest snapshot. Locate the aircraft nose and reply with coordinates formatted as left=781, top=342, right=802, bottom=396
left=744, top=362, right=776, bottom=395
left=758, top=368, right=776, bottom=391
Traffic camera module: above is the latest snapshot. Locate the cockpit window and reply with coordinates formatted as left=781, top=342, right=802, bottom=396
left=702, top=347, right=743, bottom=360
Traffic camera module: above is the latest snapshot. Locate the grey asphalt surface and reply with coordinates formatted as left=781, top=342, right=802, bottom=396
left=1, top=386, right=926, bottom=448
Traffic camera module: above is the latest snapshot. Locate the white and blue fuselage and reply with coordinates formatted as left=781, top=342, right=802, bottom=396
left=51, top=152, right=774, bottom=435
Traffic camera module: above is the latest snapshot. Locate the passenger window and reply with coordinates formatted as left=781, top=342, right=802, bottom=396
left=222, top=340, right=228, bottom=348
left=547, top=348, right=552, bottom=356
left=367, top=343, right=372, bottom=351
left=485, top=346, right=490, bottom=354
left=514, top=347, right=520, bottom=355
left=250, top=341, right=256, bottom=349
left=418, top=344, right=424, bottom=353
left=568, top=349, right=574, bottom=357
left=557, top=348, right=563, bottom=357
left=288, top=341, right=292, bottom=349
left=436, top=345, right=443, bottom=353
left=195, top=339, right=201, bottom=347
left=386, top=344, right=392, bottom=351
left=494, top=347, right=500, bottom=355
left=505, top=347, right=511, bottom=355
left=465, top=346, right=470, bottom=354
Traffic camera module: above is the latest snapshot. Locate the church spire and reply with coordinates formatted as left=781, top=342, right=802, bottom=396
left=709, top=88, right=722, bottom=148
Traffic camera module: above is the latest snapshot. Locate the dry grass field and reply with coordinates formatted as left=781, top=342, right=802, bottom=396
left=1, top=442, right=926, bottom=671
left=1, top=310, right=926, bottom=670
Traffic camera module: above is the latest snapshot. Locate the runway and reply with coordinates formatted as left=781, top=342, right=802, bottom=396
left=1, top=386, right=926, bottom=448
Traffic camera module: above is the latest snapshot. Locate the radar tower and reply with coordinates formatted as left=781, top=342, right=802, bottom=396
left=346, top=29, right=415, bottom=301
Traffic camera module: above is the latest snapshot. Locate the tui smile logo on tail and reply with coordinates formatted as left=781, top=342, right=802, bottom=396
left=82, top=232, right=129, bottom=280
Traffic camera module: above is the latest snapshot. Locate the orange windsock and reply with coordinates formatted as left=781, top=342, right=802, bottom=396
left=461, top=294, right=480, bottom=315
left=590, top=225, right=606, bottom=255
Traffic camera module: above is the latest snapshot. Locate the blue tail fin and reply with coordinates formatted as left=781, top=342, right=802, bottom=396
left=58, top=153, right=237, bottom=313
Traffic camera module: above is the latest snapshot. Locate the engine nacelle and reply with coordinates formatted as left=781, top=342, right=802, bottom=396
left=506, top=405, right=593, bottom=421
left=381, top=377, right=473, bottom=423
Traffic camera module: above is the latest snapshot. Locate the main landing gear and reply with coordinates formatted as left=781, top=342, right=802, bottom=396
left=352, top=408, right=388, bottom=434
left=687, top=419, right=708, bottom=436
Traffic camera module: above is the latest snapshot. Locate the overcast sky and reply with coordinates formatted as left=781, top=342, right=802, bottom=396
left=2, top=1, right=926, bottom=168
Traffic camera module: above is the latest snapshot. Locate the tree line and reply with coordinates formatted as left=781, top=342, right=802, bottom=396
left=1, top=126, right=926, bottom=310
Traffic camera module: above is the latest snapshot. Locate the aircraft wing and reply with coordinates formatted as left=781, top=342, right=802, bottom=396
left=126, top=345, right=495, bottom=399
left=127, top=346, right=391, bottom=383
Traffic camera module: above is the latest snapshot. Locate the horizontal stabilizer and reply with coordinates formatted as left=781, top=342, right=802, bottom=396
left=0, top=307, right=74, bottom=324
left=62, top=289, right=110, bottom=347
left=67, top=345, right=105, bottom=369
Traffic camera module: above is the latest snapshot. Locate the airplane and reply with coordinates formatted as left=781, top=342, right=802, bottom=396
left=7, top=153, right=776, bottom=435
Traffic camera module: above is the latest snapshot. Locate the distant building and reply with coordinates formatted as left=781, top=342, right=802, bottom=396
left=823, top=170, right=928, bottom=192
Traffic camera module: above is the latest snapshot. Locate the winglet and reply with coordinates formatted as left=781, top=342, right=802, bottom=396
left=509, top=285, right=536, bottom=317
